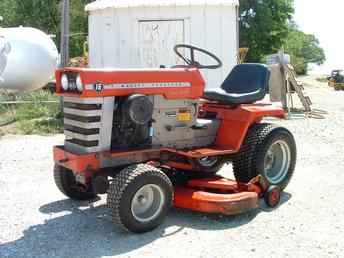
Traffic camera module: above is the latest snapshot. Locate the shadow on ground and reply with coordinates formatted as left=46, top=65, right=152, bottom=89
left=0, top=193, right=291, bottom=258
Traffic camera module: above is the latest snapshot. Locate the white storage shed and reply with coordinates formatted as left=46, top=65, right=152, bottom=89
left=85, top=0, right=239, bottom=88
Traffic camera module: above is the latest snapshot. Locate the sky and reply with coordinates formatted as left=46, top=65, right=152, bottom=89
left=294, top=0, right=344, bottom=74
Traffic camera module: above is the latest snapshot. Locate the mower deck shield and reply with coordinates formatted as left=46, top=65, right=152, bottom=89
left=174, top=177, right=262, bottom=215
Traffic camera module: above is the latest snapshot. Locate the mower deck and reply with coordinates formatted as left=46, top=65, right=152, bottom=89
left=174, top=176, right=267, bottom=215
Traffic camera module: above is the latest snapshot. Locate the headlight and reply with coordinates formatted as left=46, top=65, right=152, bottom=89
left=76, top=74, right=83, bottom=92
left=61, top=74, right=69, bottom=91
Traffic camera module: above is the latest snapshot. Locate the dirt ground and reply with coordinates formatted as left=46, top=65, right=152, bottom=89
left=0, top=81, right=343, bottom=258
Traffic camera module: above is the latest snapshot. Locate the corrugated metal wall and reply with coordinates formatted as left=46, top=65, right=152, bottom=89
left=88, top=4, right=238, bottom=88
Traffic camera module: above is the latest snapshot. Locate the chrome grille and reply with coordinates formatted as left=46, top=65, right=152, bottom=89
left=63, top=96, right=114, bottom=154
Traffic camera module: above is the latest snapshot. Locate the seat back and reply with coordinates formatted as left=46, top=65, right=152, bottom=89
left=221, top=64, right=270, bottom=96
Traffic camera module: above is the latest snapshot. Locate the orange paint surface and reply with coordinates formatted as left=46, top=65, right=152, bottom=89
left=55, top=67, right=205, bottom=99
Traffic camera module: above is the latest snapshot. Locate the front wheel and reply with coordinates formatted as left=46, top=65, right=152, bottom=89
left=233, top=124, right=297, bottom=190
left=53, top=165, right=97, bottom=200
left=107, top=164, right=173, bottom=233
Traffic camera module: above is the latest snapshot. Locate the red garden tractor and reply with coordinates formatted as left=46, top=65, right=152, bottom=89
left=53, top=45, right=297, bottom=233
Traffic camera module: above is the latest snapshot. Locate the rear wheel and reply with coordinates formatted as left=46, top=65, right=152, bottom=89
left=233, top=124, right=297, bottom=190
left=53, top=165, right=97, bottom=200
left=107, top=164, right=173, bottom=233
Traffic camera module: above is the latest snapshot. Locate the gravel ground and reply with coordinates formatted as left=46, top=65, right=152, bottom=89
left=0, top=84, right=343, bottom=258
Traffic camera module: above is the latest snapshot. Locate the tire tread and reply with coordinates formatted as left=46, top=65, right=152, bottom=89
left=233, top=123, right=276, bottom=183
left=233, top=123, right=296, bottom=190
left=107, top=164, right=173, bottom=232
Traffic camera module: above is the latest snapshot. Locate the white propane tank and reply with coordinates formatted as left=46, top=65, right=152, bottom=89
left=0, top=35, right=10, bottom=81
left=0, top=27, right=58, bottom=92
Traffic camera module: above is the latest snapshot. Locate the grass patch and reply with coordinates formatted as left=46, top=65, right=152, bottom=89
left=17, top=117, right=63, bottom=135
left=0, top=90, right=63, bottom=135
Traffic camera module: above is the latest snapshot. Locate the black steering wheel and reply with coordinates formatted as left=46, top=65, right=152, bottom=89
left=174, top=44, right=222, bottom=69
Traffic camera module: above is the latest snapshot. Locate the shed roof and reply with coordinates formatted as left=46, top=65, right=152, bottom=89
left=85, top=0, right=239, bottom=11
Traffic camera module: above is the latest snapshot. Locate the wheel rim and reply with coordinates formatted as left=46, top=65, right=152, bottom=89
left=263, top=140, right=291, bottom=184
left=131, top=184, right=165, bottom=223
left=197, top=156, right=218, bottom=167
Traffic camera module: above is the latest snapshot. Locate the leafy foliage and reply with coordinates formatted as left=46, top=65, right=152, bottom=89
left=284, top=26, right=326, bottom=74
left=0, top=0, right=16, bottom=26
left=239, top=0, right=325, bottom=74
left=239, top=0, right=295, bottom=62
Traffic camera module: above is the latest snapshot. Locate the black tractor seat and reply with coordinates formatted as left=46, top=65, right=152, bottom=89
left=203, top=64, right=270, bottom=105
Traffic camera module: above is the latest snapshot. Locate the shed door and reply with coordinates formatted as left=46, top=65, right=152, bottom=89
left=139, top=20, right=185, bottom=68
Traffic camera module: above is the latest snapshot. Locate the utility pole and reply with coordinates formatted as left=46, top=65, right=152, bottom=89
left=60, top=0, right=70, bottom=68
left=59, top=0, right=70, bottom=113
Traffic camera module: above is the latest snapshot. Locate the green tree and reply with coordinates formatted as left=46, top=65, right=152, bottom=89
left=69, top=0, right=88, bottom=57
left=239, top=0, right=294, bottom=62
left=0, top=0, right=16, bottom=26
left=284, top=27, right=326, bottom=74
left=13, top=0, right=60, bottom=46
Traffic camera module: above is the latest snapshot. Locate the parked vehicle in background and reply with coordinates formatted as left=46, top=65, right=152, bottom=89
left=328, top=70, right=344, bottom=91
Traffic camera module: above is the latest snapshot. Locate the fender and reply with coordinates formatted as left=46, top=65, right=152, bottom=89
left=202, top=103, right=285, bottom=151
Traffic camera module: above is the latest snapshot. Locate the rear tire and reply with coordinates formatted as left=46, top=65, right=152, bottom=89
left=53, top=165, right=97, bottom=200
left=233, top=124, right=297, bottom=190
left=107, top=164, right=173, bottom=233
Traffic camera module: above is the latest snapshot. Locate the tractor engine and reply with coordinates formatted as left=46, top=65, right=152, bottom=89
left=110, top=94, right=204, bottom=150
left=62, top=94, right=218, bottom=154
left=58, top=68, right=220, bottom=154
left=111, top=94, right=153, bottom=149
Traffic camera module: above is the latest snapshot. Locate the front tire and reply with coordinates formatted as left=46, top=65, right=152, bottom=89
left=53, top=165, right=97, bottom=201
left=107, top=164, right=173, bottom=233
left=233, top=124, right=297, bottom=190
